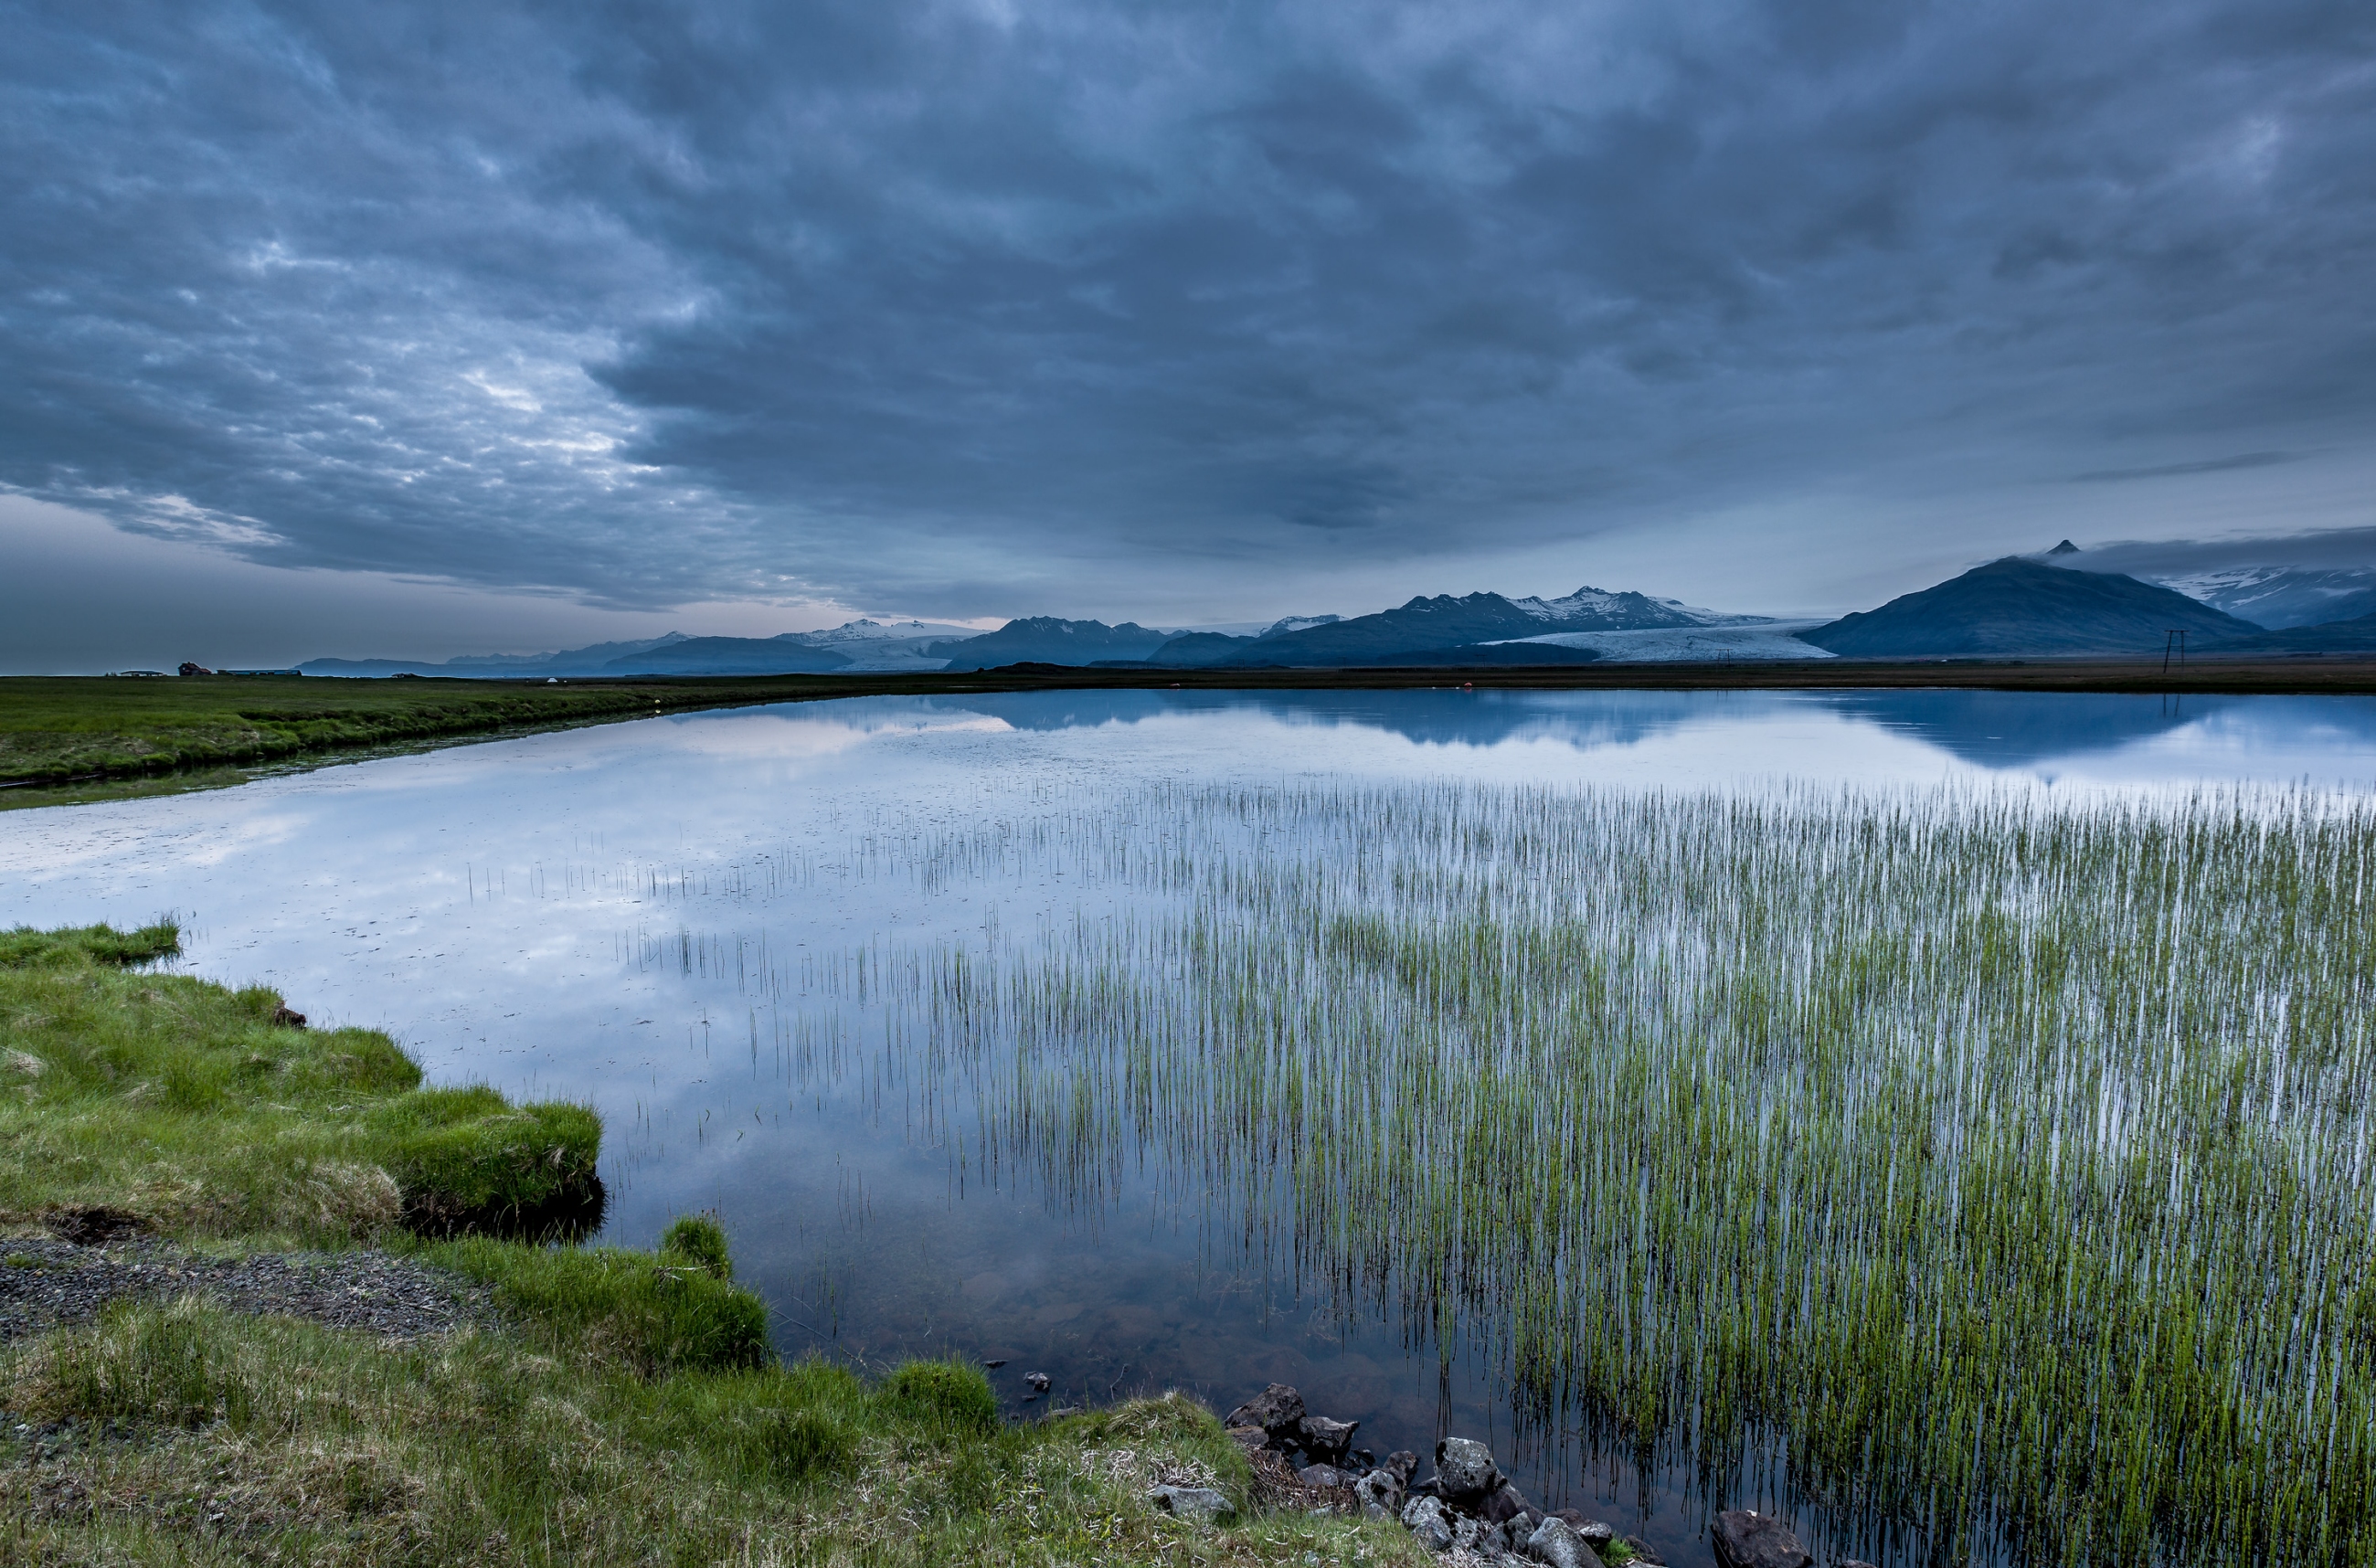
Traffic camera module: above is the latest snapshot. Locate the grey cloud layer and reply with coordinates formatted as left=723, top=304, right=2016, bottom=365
left=5, top=0, right=2374, bottom=616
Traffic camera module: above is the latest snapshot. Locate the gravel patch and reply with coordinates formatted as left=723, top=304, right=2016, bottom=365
left=0, top=1232, right=492, bottom=1342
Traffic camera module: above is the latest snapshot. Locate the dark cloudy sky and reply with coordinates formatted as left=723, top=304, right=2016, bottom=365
left=5, top=0, right=2375, bottom=666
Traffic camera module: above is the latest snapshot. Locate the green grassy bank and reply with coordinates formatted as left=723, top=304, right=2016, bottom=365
left=0, top=674, right=884, bottom=807
left=0, top=924, right=1411, bottom=1565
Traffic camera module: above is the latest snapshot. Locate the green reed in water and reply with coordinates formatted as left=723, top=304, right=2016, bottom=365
left=802, top=780, right=2372, bottom=1568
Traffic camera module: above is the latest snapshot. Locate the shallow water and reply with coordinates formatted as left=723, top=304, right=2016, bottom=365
left=8, top=687, right=2376, bottom=1565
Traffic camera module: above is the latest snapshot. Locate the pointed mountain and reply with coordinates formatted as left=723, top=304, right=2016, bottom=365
left=1800, top=558, right=2257, bottom=658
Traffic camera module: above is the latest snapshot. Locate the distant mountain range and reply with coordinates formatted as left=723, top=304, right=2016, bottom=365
left=1037, top=587, right=1758, bottom=671
left=2152, top=566, right=2376, bottom=630
left=2208, top=609, right=2376, bottom=653
left=301, top=590, right=1765, bottom=677
left=302, top=620, right=983, bottom=678
left=298, top=550, right=2376, bottom=677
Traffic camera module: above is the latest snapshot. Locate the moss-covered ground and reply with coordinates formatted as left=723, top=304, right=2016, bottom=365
left=0, top=924, right=1422, bottom=1565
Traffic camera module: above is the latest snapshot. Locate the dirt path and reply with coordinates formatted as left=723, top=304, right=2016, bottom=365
left=1, top=1228, right=490, bottom=1342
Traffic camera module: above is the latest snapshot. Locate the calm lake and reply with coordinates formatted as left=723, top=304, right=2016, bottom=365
left=8, top=687, right=2376, bottom=1567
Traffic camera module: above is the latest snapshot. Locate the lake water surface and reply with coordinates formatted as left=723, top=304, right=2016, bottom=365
left=8, top=687, right=2375, bottom=1566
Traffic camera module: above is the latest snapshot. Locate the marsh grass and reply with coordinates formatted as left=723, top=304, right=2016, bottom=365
left=777, top=779, right=2376, bottom=1568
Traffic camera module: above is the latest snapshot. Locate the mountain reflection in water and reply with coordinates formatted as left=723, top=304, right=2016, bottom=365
left=944, top=685, right=2376, bottom=776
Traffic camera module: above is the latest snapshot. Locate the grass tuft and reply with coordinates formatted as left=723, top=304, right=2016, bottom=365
left=0, top=921, right=181, bottom=969
left=424, top=1235, right=770, bottom=1376
left=875, top=1358, right=1001, bottom=1435
left=658, top=1213, right=734, bottom=1280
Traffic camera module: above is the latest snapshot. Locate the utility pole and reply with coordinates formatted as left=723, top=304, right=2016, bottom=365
left=2162, top=630, right=2190, bottom=673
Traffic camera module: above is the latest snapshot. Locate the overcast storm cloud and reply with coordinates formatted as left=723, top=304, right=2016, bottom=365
left=5, top=0, right=2376, bottom=630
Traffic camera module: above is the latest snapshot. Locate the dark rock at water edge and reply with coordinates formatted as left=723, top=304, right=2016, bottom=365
left=1352, top=1467, right=1403, bottom=1519
left=1478, top=1478, right=1533, bottom=1525
left=1528, top=1516, right=1593, bottom=1568
left=1431, top=1436, right=1500, bottom=1503
left=1223, top=1383, right=1306, bottom=1437
left=1299, top=1413, right=1359, bottom=1460
left=1711, top=1510, right=1810, bottom=1568
left=1401, top=1495, right=1456, bottom=1552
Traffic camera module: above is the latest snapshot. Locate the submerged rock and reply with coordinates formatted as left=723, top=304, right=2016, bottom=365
left=1148, top=1484, right=1232, bottom=1524
left=1712, top=1512, right=1809, bottom=1568
left=1432, top=1436, right=1500, bottom=1505
left=1402, top=1494, right=1457, bottom=1553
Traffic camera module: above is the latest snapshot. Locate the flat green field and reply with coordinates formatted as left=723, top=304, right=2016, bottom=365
left=0, top=674, right=873, bottom=805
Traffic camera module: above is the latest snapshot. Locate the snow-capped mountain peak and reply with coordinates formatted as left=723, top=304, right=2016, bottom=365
left=1256, top=614, right=1342, bottom=639
left=785, top=618, right=985, bottom=646
left=1506, top=586, right=1771, bottom=630
left=2149, top=567, right=2376, bottom=630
